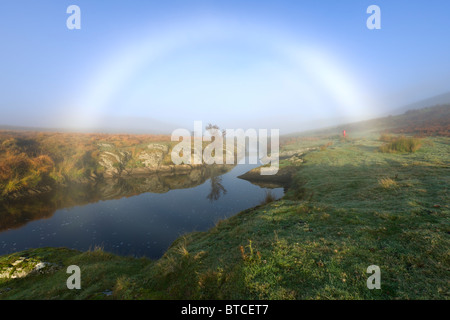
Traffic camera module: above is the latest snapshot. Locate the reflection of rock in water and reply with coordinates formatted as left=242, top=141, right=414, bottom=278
left=0, top=165, right=234, bottom=232
left=237, top=166, right=295, bottom=190
left=100, top=165, right=231, bottom=200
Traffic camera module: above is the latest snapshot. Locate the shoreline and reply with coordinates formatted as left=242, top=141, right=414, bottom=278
left=237, top=165, right=297, bottom=189
left=2, top=163, right=233, bottom=201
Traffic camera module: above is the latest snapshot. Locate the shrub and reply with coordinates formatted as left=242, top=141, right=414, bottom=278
left=379, top=133, right=394, bottom=142
left=320, top=141, right=333, bottom=151
left=379, top=136, right=422, bottom=153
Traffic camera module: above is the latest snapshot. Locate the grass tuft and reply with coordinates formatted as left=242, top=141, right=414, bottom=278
left=378, top=177, right=398, bottom=189
left=260, top=190, right=277, bottom=205
left=379, top=136, right=422, bottom=153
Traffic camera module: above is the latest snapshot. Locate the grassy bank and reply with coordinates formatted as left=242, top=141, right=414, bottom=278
left=1, top=134, right=449, bottom=300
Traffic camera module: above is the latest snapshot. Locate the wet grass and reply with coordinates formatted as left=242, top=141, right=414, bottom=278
left=0, top=135, right=448, bottom=300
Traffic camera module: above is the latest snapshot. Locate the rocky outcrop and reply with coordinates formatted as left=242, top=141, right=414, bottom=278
left=99, top=143, right=173, bottom=177
left=147, top=143, right=169, bottom=153
left=99, top=150, right=132, bottom=177
left=138, top=151, right=164, bottom=169
left=137, top=144, right=170, bottom=169
left=279, top=147, right=317, bottom=164
left=98, top=142, right=214, bottom=178
left=0, top=257, right=60, bottom=279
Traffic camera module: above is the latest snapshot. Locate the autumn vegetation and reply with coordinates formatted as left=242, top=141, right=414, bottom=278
left=378, top=135, right=423, bottom=153
left=390, top=106, right=450, bottom=137
left=0, top=131, right=170, bottom=199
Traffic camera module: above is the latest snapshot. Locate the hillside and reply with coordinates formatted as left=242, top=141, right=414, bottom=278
left=284, top=105, right=450, bottom=139
left=392, top=91, right=450, bottom=115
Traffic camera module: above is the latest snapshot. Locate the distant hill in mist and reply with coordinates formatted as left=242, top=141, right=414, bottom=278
left=0, top=116, right=181, bottom=135
left=2, top=92, right=450, bottom=136
left=390, top=91, right=450, bottom=115
left=288, top=104, right=450, bottom=137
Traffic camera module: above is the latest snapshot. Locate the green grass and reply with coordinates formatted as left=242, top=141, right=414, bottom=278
left=0, top=247, right=153, bottom=299
left=1, top=135, right=449, bottom=300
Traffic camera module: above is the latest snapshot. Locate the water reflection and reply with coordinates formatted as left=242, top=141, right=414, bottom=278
left=0, top=165, right=233, bottom=232
left=206, top=176, right=227, bottom=202
left=0, top=164, right=284, bottom=258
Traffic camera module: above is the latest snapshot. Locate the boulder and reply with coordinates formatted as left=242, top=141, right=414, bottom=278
left=138, top=151, right=164, bottom=169
left=99, top=150, right=131, bottom=177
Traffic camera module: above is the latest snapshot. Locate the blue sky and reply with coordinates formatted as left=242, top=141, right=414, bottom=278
left=0, top=0, right=449, bottom=133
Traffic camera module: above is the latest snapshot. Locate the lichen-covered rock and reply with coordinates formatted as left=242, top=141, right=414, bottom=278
left=99, top=150, right=132, bottom=177
left=0, top=257, right=59, bottom=279
left=138, top=151, right=164, bottom=169
left=136, top=144, right=171, bottom=169
left=148, top=143, right=169, bottom=153
left=279, top=147, right=317, bottom=159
